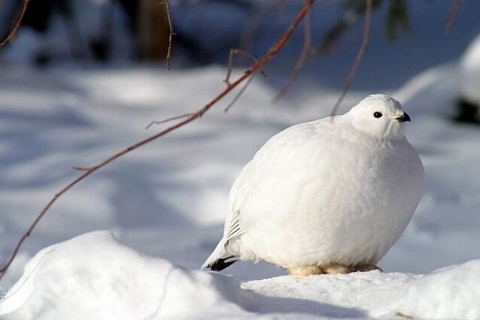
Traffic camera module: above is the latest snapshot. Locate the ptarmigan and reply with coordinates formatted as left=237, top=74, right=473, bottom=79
left=202, top=94, right=424, bottom=276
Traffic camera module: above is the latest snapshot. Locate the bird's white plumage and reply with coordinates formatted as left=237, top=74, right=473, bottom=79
left=203, top=94, right=424, bottom=272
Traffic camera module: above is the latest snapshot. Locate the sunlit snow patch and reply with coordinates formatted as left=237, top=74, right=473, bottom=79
left=0, top=231, right=249, bottom=320
left=390, top=260, right=480, bottom=320
left=2, top=231, right=480, bottom=320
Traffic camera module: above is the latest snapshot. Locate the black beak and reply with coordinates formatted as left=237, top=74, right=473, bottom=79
left=396, top=112, right=411, bottom=122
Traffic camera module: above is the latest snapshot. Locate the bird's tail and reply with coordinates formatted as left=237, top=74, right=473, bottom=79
left=201, top=240, right=238, bottom=271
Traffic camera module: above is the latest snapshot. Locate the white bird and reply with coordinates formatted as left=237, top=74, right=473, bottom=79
left=202, top=94, right=424, bottom=276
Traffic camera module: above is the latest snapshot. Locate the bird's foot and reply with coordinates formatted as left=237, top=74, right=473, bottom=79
left=288, top=264, right=352, bottom=276
left=351, top=264, right=383, bottom=273
left=322, top=264, right=351, bottom=274
left=288, top=263, right=382, bottom=276
left=288, top=265, right=323, bottom=277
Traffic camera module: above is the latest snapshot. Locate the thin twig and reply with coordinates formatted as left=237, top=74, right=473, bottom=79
left=224, top=49, right=267, bottom=85
left=330, top=0, right=372, bottom=117
left=444, top=0, right=463, bottom=36
left=0, top=0, right=315, bottom=281
left=161, top=0, right=176, bottom=70
left=72, top=166, right=90, bottom=171
left=273, top=6, right=313, bottom=103
left=146, top=113, right=193, bottom=129
left=0, top=0, right=29, bottom=50
left=224, top=72, right=257, bottom=113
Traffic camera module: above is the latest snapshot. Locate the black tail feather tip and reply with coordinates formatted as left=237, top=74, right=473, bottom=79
left=207, top=256, right=237, bottom=272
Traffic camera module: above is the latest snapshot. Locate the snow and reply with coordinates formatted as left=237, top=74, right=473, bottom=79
left=460, top=34, right=480, bottom=105
left=1, top=5, right=480, bottom=318
left=0, top=231, right=250, bottom=320
left=1, top=231, right=480, bottom=319
left=392, top=260, right=480, bottom=320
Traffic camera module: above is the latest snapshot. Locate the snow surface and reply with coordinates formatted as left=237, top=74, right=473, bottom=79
left=1, top=231, right=480, bottom=319
left=460, top=34, right=480, bottom=104
left=0, top=232, right=251, bottom=320
left=392, top=260, right=480, bottom=320
left=1, top=16, right=480, bottom=319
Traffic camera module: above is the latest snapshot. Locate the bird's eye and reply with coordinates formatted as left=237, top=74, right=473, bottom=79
left=373, top=112, right=383, bottom=118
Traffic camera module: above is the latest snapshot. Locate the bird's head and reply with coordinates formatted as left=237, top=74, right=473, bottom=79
left=346, top=94, right=410, bottom=141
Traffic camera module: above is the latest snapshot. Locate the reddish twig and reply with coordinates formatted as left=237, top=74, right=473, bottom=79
left=330, top=0, right=372, bottom=117
left=145, top=113, right=194, bottom=129
left=0, top=0, right=315, bottom=281
left=273, top=6, right=313, bottom=103
left=161, top=0, right=176, bottom=70
left=224, top=49, right=267, bottom=85
left=224, top=72, right=257, bottom=113
left=0, top=0, right=29, bottom=50
left=444, top=0, right=463, bottom=36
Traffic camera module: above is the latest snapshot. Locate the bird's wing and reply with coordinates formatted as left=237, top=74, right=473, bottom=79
left=222, top=119, right=340, bottom=242
left=224, top=209, right=243, bottom=242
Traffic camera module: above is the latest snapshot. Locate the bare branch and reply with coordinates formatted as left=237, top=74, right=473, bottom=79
left=161, top=0, right=176, bottom=70
left=224, top=72, right=257, bottom=113
left=0, top=0, right=29, bottom=50
left=273, top=6, right=313, bottom=103
left=225, top=49, right=267, bottom=85
left=0, top=0, right=315, bottom=281
left=330, top=0, right=372, bottom=117
left=146, top=113, right=194, bottom=129
left=444, top=0, right=463, bottom=36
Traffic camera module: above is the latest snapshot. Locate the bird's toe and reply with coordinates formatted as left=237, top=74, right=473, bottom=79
left=288, top=265, right=324, bottom=277
left=352, top=264, right=383, bottom=273
left=322, top=264, right=351, bottom=274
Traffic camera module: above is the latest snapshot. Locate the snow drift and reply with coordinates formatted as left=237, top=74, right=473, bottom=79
left=1, top=231, right=480, bottom=320
left=392, top=260, right=480, bottom=320
left=0, top=231, right=250, bottom=320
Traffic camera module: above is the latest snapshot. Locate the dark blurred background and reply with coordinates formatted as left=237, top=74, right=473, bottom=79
left=1, top=0, right=479, bottom=91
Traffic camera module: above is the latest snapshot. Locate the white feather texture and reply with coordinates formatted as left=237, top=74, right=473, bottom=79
left=203, top=94, right=424, bottom=272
